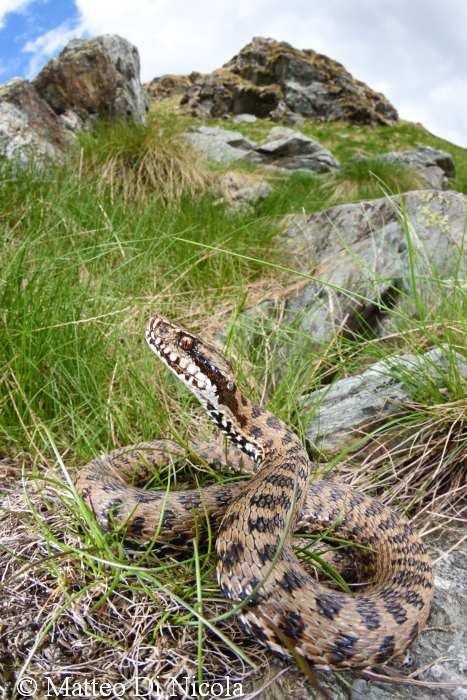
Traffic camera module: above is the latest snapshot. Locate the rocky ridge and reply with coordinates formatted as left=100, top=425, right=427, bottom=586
left=146, top=36, right=399, bottom=126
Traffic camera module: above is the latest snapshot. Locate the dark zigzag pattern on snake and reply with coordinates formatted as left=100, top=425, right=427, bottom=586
left=75, top=315, right=434, bottom=670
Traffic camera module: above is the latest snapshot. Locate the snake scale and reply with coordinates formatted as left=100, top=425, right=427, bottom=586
left=75, top=314, right=434, bottom=670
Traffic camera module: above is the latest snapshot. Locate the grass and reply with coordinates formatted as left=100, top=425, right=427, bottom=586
left=1, top=109, right=467, bottom=696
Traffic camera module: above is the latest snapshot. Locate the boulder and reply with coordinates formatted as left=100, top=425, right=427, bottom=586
left=239, top=190, right=467, bottom=362
left=33, top=34, right=148, bottom=125
left=232, top=113, right=257, bottom=124
left=354, top=146, right=455, bottom=189
left=0, top=77, right=70, bottom=163
left=256, top=126, right=339, bottom=172
left=301, top=346, right=467, bottom=452
left=152, top=37, right=398, bottom=126
left=182, top=125, right=260, bottom=164
left=183, top=124, right=339, bottom=172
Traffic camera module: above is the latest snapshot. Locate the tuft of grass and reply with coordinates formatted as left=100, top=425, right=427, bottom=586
left=78, top=114, right=213, bottom=205
left=319, top=157, right=428, bottom=204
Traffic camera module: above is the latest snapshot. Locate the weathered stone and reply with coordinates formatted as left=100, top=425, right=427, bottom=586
left=354, top=146, right=455, bottom=189
left=212, top=170, right=272, bottom=209
left=300, top=346, right=467, bottom=452
left=183, top=123, right=339, bottom=172
left=256, top=125, right=339, bottom=172
left=242, top=191, right=467, bottom=360
left=161, top=37, right=398, bottom=125
left=182, top=125, right=260, bottom=164
left=33, top=34, right=148, bottom=124
left=0, top=77, right=70, bottom=163
left=232, top=113, right=257, bottom=124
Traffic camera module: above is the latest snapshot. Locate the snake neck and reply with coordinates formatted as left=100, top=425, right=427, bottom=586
left=199, top=387, right=308, bottom=477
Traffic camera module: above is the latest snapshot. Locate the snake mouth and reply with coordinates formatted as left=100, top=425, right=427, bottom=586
left=145, top=317, right=214, bottom=393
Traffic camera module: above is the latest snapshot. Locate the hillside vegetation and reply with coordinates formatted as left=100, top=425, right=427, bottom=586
left=2, top=107, right=466, bottom=458
left=1, top=108, right=467, bottom=695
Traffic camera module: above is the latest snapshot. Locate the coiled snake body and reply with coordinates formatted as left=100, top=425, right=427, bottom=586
left=76, top=314, right=434, bottom=670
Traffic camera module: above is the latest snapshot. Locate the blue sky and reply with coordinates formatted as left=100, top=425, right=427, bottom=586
left=1, top=0, right=467, bottom=148
left=0, top=0, right=84, bottom=79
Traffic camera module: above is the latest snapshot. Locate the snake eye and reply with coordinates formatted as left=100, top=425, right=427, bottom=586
left=226, top=381, right=236, bottom=392
left=180, top=336, right=194, bottom=351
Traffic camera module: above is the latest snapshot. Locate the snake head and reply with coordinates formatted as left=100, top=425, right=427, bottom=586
left=145, top=315, right=238, bottom=404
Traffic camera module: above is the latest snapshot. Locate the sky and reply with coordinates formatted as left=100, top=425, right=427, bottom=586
left=1, top=0, right=466, bottom=148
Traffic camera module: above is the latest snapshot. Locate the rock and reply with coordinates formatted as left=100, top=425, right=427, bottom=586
left=0, top=77, right=70, bottom=163
left=33, top=34, right=148, bottom=124
left=241, top=190, right=467, bottom=361
left=157, top=37, right=398, bottom=125
left=354, top=146, right=455, bottom=189
left=284, top=113, right=306, bottom=126
left=300, top=346, right=467, bottom=452
left=232, top=113, right=257, bottom=124
left=182, top=125, right=260, bottom=164
left=144, top=73, right=195, bottom=102
left=257, top=126, right=339, bottom=172
left=183, top=124, right=339, bottom=172
left=212, top=170, right=272, bottom=209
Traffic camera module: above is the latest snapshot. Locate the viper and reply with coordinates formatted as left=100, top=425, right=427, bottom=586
left=75, top=314, right=434, bottom=670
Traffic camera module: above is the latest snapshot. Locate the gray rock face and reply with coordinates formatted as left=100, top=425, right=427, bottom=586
left=169, top=37, right=398, bottom=126
left=355, top=146, right=456, bottom=189
left=33, top=34, right=148, bottom=124
left=301, top=346, right=467, bottom=452
left=183, top=124, right=339, bottom=172
left=182, top=125, right=260, bottom=164
left=0, top=77, right=70, bottom=163
left=243, top=191, right=467, bottom=357
left=257, top=126, right=340, bottom=172
left=379, top=146, right=455, bottom=178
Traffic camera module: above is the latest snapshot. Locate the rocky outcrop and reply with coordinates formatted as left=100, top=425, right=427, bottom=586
left=33, top=35, right=148, bottom=125
left=301, top=346, right=467, bottom=453
left=354, top=146, right=456, bottom=190
left=257, top=126, right=340, bottom=172
left=240, top=190, right=467, bottom=362
left=183, top=124, right=339, bottom=172
left=144, top=73, right=196, bottom=102
left=182, top=125, right=260, bottom=165
left=149, top=37, right=398, bottom=126
left=0, top=77, right=70, bottom=163
left=0, top=35, right=149, bottom=165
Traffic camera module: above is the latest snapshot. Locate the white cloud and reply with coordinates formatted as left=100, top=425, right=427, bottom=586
left=0, top=0, right=32, bottom=28
left=9, top=0, right=466, bottom=147
left=22, top=19, right=86, bottom=78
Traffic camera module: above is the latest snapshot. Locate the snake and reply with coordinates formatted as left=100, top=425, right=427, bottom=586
left=75, top=314, right=434, bottom=670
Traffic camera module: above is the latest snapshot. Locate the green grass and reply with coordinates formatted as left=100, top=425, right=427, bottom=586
left=1, top=109, right=467, bottom=694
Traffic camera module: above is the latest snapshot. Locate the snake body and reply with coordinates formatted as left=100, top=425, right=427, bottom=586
left=76, top=314, right=434, bottom=670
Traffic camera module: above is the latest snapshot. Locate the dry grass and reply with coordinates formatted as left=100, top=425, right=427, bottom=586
left=0, top=459, right=269, bottom=699
left=340, top=399, right=467, bottom=522
left=79, top=117, right=213, bottom=205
